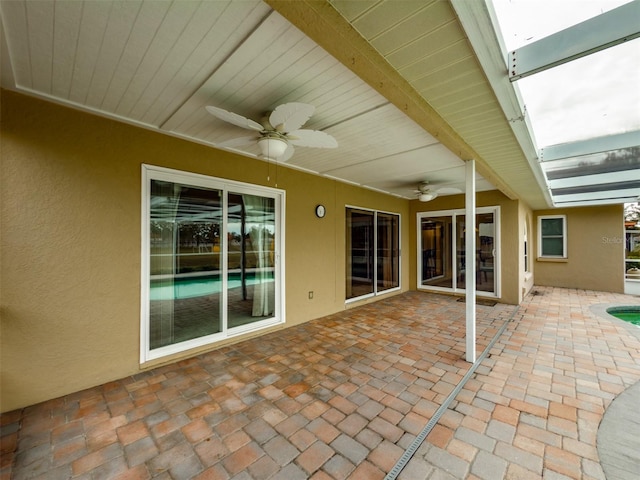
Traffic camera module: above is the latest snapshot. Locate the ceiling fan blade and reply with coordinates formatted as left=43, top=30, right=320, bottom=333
left=269, top=103, right=315, bottom=132
left=288, top=129, right=338, bottom=148
left=205, top=106, right=263, bottom=132
left=216, top=136, right=259, bottom=148
left=435, top=187, right=463, bottom=195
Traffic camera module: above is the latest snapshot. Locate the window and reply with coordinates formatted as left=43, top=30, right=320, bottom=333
left=141, top=165, right=284, bottom=362
left=538, top=215, right=567, bottom=258
left=625, top=228, right=640, bottom=281
left=346, top=207, right=400, bottom=301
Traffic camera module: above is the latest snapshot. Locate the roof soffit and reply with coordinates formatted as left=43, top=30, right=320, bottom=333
left=266, top=0, right=524, bottom=202
left=266, top=0, right=550, bottom=209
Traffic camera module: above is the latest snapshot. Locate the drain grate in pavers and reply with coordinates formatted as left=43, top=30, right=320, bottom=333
left=457, top=297, right=497, bottom=307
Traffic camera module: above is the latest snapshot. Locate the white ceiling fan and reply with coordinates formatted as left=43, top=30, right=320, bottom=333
left=415, top=181, right=462, bottom=201
left=205, top=102, right=338, bottom=161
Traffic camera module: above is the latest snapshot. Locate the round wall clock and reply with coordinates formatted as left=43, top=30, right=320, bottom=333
left=315, top=205, right=326, bottom=218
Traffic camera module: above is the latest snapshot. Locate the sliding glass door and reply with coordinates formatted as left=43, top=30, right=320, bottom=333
left=347, top=207, right=400, bottom=301
left=419, top=208, right=498, bottom=296
left=142, top=166, right=283, bottom=362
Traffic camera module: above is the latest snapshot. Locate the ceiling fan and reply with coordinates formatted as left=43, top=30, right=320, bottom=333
left=205, top=102, right=338, bottom=161
left=415, top=181, right=462, bottom=201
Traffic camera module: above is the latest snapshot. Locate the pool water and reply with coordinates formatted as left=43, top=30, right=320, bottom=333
left=150, top=274, right=272, bottom=300
left=607, top=307, right=640, bottom=326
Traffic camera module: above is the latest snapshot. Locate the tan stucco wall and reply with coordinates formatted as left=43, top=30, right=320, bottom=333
left=409, top=190, right=522, bottom=305
left=519, top=202, right=535, bottom=302
left=1, top=90, right=626, bottom=412
left=0, top=90, right=410, bottom=412
left=533, top=206, right=624, bottom=293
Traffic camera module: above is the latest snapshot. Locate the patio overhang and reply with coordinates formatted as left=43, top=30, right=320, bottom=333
left=456, top=0, right=640, bottom=209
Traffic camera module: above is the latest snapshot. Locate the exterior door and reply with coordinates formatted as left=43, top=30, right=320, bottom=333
left=419, top=208, right=498, bottom=296
left=142, top=166, right=283, bottom=362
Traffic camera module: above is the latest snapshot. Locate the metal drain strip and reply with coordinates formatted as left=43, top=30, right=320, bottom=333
left=384, top=307, right=518, bottom=480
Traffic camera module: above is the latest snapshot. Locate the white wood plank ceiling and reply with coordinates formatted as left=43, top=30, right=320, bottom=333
left=0, top=0, right=549, bottom=206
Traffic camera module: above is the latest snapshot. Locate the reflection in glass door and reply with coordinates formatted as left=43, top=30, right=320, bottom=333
left=420, top=217, right=453, bottom=289
left=346, top=209, right=374, bottom=299
left=149, top=180, right=222, bottom=350
left=477, top=213, right=496, bottom=293
left=227, top=193, right=275, bottom=329
left=377, top=213, right=400, bottom=292
left=419, top=209, right=497, bottom=295
left=456, top=215, right=466, bottom=290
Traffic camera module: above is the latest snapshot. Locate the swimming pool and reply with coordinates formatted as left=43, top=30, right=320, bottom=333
left=606, top=306, right=640, bottom=326
left=150, top=273, right=272, bottom=300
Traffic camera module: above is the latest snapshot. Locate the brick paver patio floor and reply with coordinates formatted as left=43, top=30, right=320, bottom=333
left=2, top=287, right=639, bottom=479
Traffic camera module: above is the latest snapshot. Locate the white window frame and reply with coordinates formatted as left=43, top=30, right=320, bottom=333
left=416, top=206, right=501, bottom=299
left=624, top=229, right=640, bottom=283
left=345, top=205, right=402, bottom=303
left=140, top=165, right=285, bottom=363
left=524, top=223, right=529, bottom=272
left=538, top=215, right=567, bottom=259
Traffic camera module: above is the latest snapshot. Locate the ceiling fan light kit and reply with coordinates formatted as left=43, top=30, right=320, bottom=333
left=258, top=137, right=288, bottom=159
left=419, top=192, right=438, bottom=202
left=414, top=180, right=461, bottom=201
left=206, top=102, right=337, bottom=161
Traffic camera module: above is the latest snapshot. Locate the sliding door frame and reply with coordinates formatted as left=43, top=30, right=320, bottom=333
left=141, top=165, right=285, bottom=363
left=346, top=205, right=401, bottom=303
left=417, top=206, right=500, bottom=298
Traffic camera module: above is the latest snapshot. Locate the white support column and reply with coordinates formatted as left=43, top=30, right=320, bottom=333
left=465, top=159, right=476, bottom=363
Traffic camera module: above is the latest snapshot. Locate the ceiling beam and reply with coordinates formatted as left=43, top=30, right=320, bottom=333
left=540, top=130, right=640, bottom=162
left=508, top=0, right=640, bottom=81
left=265, top=0, right=519, bottom=201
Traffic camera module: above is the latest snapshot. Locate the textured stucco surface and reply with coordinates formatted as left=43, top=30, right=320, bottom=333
left=0, top=90, right=410, bottom=411
left=534, top=206, right=624, bottom=293
left=0, top=89, right=624, bottom=412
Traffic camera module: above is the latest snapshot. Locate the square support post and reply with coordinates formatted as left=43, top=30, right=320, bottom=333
left=465, top=159, right=476, bottom=363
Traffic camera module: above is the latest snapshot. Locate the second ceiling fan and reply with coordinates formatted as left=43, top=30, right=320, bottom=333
left=415, top=181, right=462, bottom=201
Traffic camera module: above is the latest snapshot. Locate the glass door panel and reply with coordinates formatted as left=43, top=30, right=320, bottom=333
left=477, top=213, right=496, bottom=293
left=455, top=213, right=496, bottom=293
left=377, top=213, right=399, bottom=292
left=149, top=180, right=222, bottom=350
left=346, top=209, right=374, bottom=299
left=421, top=217, right=453, bottom=288
left=227, top=193, right=276, bottom=328
left=456, top=215, right=466, bottom=290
